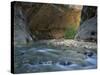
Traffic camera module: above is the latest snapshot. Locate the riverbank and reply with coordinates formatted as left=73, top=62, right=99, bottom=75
left=35, top=39, right=97, bottom=49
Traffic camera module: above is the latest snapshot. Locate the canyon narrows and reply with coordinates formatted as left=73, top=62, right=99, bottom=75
left=12, top=1, right=97, bottom=73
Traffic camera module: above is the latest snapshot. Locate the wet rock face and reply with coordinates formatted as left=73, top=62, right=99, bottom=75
left=14, top=4, right=33, bottom=46
left=75, top=16, right=97, bottom=42
left=75, top=7, right=97, bottom=42
left=80, top=6, right=97, bottom=24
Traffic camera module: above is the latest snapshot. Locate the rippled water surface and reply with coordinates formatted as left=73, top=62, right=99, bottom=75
left=14, top=43, right=97, bottom=73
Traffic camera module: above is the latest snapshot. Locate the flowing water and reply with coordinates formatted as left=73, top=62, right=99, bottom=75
left=14, top=42, right=97, bottom=73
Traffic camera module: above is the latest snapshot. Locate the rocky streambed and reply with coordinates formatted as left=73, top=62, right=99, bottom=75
left=14, top=40, right=97, bottom=73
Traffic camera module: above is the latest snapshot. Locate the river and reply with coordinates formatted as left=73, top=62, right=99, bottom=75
left=14, top=41, right=97, bottom=73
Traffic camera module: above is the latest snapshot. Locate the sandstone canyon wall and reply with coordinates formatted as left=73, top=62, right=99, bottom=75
left=13, top=2, right=82, bottom=42
left=13, top=2, right=97, bottom=47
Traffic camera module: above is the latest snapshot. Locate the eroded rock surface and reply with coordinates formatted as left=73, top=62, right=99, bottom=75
left=75, top=6, right=97, bottom=42
left=14, top=4, right=33, bottom=47
left=75, top=16, right=97, bottom=42
left=13, top=2, right=82, bottom=41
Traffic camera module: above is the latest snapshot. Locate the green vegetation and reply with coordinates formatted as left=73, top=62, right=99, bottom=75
left=64, top=25, right=77, bottom=39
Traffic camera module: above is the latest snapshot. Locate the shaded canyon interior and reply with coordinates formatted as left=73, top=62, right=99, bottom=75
left=13, top=2, right=97, bottom=46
